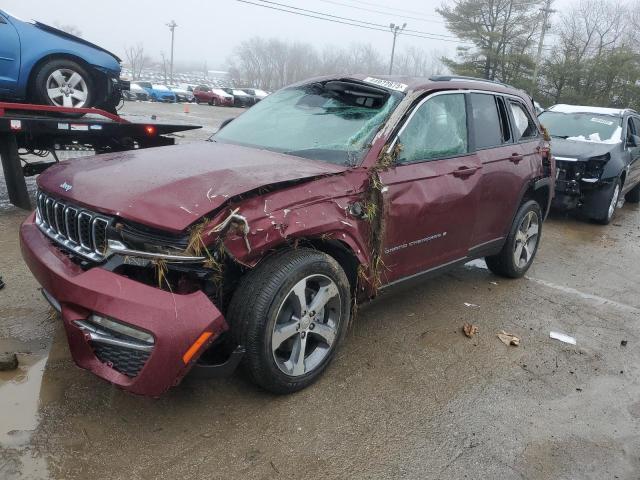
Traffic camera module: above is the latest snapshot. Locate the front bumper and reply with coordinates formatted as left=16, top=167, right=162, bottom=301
left=552, top=161, right=615, bottom=217
left=20, top=213, right=228, bottom=397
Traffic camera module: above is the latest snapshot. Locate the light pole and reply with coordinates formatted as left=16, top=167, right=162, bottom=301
left=532, top=0, right=555, bottom=94
left=388, top=22, right=407, bottom=75
left=166, top=20, right=178, bottom=84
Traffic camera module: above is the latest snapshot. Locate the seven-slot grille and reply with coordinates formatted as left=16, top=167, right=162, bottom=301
left=36, top=191, right=111, bottom=262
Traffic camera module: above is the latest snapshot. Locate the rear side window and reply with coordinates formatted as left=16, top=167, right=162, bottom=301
left=397, top=93, right=468, bottom=164
left=509, top=101, right=538, bottom=140
left=470, top=93, right=504, bottom=149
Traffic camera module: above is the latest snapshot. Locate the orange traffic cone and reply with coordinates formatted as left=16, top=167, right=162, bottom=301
left=184, top=103, right=190, bottom=114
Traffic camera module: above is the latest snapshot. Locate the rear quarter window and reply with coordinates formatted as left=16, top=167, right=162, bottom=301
left=509, top=101, right=539, bottom=141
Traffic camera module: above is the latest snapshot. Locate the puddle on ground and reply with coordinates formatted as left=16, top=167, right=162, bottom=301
left=0, top=353, right=47, bottom=448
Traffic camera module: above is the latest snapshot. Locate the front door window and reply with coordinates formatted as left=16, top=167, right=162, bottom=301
left=397, top=93, right=468, bottom=164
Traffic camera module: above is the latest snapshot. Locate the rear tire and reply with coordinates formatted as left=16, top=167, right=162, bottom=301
left=227, top=248, right=351, bottom=394
left=33, top=59, right=94, bottom=108
left=485, top=200, right=542, bottom=278
left=625, top=182, right=640, bottom=203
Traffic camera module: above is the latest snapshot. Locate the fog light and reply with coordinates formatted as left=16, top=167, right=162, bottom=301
left=89, top=314, right=154, bottom=345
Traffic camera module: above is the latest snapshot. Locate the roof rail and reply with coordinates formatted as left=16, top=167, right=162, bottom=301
left=429, top=75, right=514, bottom=89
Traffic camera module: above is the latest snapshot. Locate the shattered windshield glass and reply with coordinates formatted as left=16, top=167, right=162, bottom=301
left=213, top=81, right=403, bottom=165
left=539, top=111, right=622, bottom=144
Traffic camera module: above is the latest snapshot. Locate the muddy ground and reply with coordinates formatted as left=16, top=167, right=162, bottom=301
left=1, top=101, right=639, bottom=479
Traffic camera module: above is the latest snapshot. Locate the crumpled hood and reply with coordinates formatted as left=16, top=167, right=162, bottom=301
left=33, top=21, right=122, bottom=63
left=38, top=142, right=348, bottom=233
left=551, top=138, right=618, bottom=161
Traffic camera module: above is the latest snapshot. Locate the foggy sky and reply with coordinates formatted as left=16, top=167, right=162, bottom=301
left=2, top=0, right=574, bottom=71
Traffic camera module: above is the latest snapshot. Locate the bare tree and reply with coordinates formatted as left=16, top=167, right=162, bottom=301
left=124, top=44, right=150, bottom=80
left=54, top=23, right=82, bottom=37
left=228, top=37, right=447, bottom=89
left=394, top=46, right=448, bottom=77
left=540, top=0, right=637, bottom=106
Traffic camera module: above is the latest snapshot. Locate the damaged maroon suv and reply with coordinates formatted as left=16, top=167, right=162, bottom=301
left=21, top=75, right=554, bottom=396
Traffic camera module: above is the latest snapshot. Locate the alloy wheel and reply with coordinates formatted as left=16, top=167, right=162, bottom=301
left=271, top=275, right=341, bottom=377
left=46, top=68, right=89, bottom=108
left=513, top=210, right=540, bottom=269
left=608, top=183, right=621, bottom=221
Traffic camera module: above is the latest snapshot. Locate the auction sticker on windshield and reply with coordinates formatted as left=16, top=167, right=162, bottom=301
left=363, top=77, right=408, bottom=92
left=591, top=117, right=614, bottom=126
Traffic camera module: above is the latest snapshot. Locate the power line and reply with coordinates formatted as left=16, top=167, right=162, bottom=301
left=333, top=0, right=443, bottom=18
left=313, top=0, right=446, bottom=25
left=235, top=0, right=553, bottom=52
left=242, top=0, right=467, bottom=43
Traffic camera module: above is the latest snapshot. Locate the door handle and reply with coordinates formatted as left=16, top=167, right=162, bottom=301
left=510, top=153, right=524, bottom=164
left=452, top=166, right=478, bottom=178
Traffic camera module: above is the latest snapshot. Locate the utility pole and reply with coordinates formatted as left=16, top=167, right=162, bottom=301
left=166, top=20, right=178, bottom=84
left=532, top=0, right=555, bottom=93
left=388, top=22, right=407, bottom=75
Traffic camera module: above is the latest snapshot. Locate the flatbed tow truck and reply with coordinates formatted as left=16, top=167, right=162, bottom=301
left=0, top=102, right=201, bottom=210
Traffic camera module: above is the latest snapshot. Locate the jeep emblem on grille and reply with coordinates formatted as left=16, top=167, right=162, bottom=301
left=60, top=182, right=73, bottom=192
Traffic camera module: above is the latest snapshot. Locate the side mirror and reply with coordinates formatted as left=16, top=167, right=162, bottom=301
left=219, top=118, right=234, bottom=130
left=630, top=134, right=640, bottom=148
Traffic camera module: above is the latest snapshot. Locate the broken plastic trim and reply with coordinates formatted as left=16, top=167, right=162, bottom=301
left=206, top=209, right=252, bottom=253
left=106, top=239, right=207, bottom=262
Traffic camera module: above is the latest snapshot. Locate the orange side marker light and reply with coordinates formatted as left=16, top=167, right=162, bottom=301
left=182, top=331, right=213, bottom=364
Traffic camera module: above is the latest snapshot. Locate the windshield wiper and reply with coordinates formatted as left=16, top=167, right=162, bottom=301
left=551, top=134, right=569, bottom=139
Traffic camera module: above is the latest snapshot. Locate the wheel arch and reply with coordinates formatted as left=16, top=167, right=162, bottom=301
left=242, top=236, right=366, bottom=295
left=26, top=53, right=102, bottom=102
left=514, top=177, right=552, bottom=224
left=305, top=238, right=362, bottom=293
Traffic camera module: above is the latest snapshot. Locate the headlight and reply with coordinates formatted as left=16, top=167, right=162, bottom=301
left=586, top=153, right=610, bottom=178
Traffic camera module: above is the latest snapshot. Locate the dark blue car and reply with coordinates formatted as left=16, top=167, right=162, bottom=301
left=0, top=10, right=126, bottom=112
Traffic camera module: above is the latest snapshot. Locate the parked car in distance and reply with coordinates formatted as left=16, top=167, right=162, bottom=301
left=122, top=89, right=137, bottom=101
left=193, top=85, right=233, bottom=106
left=132, top=81, right=176, bottom=103
left=169, top=85, right=195, bottom=103
left=223, top=88, right=257, bottom=107
left=0, top=9, right=127, bottom=112
left=178, top=83, right=198, bottom=94
left=21, top=75, right=553, bottom=397
left=540, top=104, right=640, bottom=224
left=123, top=82, right=149, bottom=101
left=241, top=88, right=269, bottom=100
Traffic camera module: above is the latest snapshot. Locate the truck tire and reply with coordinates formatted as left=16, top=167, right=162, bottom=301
left=33, top=58, right=94, bottom=109
left=227, top=248, right=351, bottom=394
left=485, top=200, right=542, bottom=278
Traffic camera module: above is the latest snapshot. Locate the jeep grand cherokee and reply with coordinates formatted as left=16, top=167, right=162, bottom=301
left=21, top=75, right=554, bottom=396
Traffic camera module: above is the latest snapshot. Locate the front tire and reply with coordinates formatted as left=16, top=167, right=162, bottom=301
left=33, top=59, right=94, bottom=108
left=625, top=182, right=640, bottom=203
left=228, top=248, right=351, bottom=394
left=485, top=200, right=542, bottom=278
left=593, top=178, right=621, bottom=224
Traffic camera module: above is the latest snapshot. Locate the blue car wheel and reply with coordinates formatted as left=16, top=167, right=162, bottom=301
left=34, top=59, right=94, bottom=109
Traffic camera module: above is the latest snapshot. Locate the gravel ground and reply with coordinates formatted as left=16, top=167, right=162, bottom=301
left=1, top=101, right=639, bottom=479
